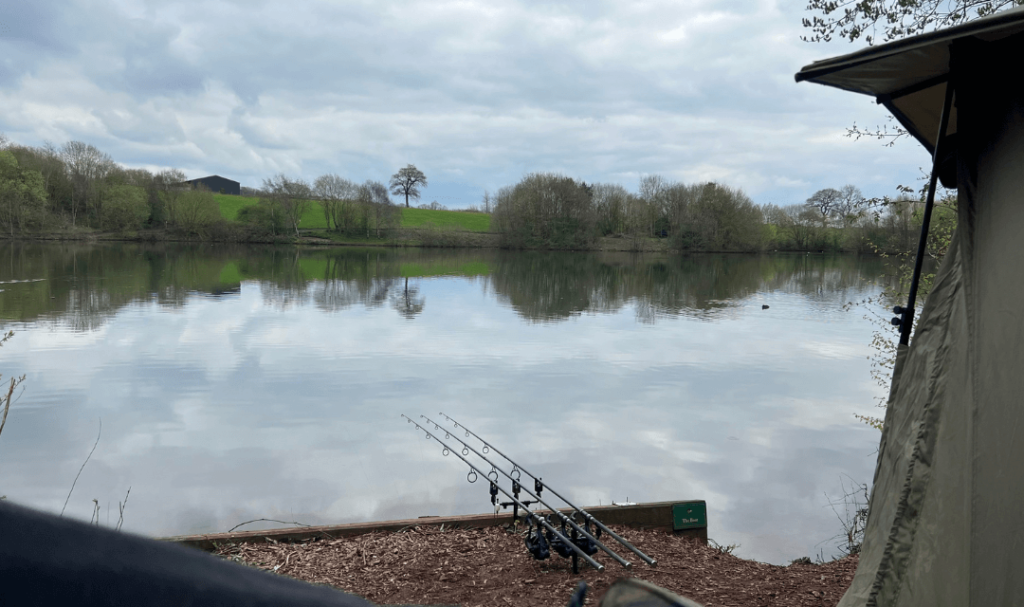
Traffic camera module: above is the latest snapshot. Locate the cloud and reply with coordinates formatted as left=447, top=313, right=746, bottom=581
left=0, top=0, right=929, bottom=206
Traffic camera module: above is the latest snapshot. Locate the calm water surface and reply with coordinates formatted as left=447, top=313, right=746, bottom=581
left=0, top=243, right=890, bottom=564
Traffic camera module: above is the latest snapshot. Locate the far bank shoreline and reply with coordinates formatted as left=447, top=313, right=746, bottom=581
left=1, top=229, right=866, bottom=255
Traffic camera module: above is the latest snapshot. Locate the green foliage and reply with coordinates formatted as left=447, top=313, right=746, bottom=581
left=0, top=151, right=48, bottom=236
left=0, top=135, right=947, bottom=256
left=592, top=178, right=767, bottom=252
left=236, top=199, right=287, bottom=236
left=165, top=189, right=220, bottom=237
left=852, top=191, right=958, bottom=431
left=216, top=194, right=329, bottom=229
left=492, top=173, right=597, bottom=249
left=674, top=183, right=764, bottom=251
left=101, top=185, right=149, bottom=232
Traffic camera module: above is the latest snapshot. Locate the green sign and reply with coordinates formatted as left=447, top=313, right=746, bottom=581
left=672, top=501, right=707, bottom=530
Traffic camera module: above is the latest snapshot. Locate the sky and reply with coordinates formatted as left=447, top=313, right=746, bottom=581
left=0, top=0, right=935, bottom=209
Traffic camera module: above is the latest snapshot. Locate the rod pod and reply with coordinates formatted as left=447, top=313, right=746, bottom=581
left=438, top=412, right=657, bottom=567
left=421, top=415, right=632, bottom=569
left=400, top=415, right=605, bottom=572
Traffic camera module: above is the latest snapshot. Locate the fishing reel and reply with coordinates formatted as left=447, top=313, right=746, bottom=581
left=541, top=514, right=601, bottom=573
left=543, top=515, right=600, bottom=559
left=571, top=517, right=601, bottom=557
left=545, top=516, right=575, bottom=559
left=524, top=515, right=550, bottom=561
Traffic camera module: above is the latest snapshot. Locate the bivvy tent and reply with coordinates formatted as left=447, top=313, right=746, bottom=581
left=796, top=7, right=1024, bottom=607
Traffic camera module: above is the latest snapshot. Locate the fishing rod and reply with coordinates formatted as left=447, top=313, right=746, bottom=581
left=420, top=415, right=632, bottom=570
left=400, top=415, right=605, bottom=572
left=437, top=412, right=657, bottom=567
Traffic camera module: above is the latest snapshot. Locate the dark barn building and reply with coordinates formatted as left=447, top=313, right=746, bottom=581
left=184, top=175, right=240, bottom=196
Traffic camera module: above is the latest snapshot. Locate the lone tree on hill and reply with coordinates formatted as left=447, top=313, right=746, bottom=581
left=389, top=165, right=427, bottom=208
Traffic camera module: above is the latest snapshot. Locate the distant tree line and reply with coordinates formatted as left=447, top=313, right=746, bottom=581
left=0, top=137, right=218, bottom=236
left=0, top=135, right=420, bottom=241
left=489, top=172, right=936, bottom=254
left=0, top=134, right=938, bottom=255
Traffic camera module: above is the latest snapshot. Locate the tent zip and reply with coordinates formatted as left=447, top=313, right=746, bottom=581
left=892, top=78, right=956, bottom=345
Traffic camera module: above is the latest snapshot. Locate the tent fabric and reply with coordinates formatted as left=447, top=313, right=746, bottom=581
left=830, top=36, right=1024, bottom=607
left=837, top=213, right=971, bottom=607
left=0, top=500, right=374, bottom=607
left=794, top=5, right=1024, bottom=154
left=954, top=41, right=1024, bottom=605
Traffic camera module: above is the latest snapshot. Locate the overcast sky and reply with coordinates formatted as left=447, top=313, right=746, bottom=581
left=0, top=0, right=933, bottom=208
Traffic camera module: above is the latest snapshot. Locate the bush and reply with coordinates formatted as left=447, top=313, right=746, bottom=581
left=166, top=189, right=220, bottom=237
left=414, top=223, right=474, bottom=247
left=237, top=200, right=287, bottom=236
left=204, top=219, right=251, bottom=242
left=673, top=183, right=764, bottom=252
left=102, top=185, right=149, bottom=232
left=492, top=173, right=597, bottom=249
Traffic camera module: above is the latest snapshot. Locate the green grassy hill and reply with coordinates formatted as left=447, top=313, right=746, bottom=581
left=400, top=207, right=491, bottom=232
left=214, top=194, right=257, bottom=221
left=213, top=194, right=491, bottom=232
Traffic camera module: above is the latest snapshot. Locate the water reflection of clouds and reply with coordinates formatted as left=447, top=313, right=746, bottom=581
left=0, top=263, right=885, bottom=565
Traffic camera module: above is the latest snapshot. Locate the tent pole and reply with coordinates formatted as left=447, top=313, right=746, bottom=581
left=893, top=80, right=956, bottom=345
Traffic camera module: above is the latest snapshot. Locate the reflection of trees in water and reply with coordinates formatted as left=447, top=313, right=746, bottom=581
left=487, top=252, right=745, bottom=323
left=0, top=244, right=447, bottom=326
left=391, top=278, right=425, bottom=319
left=0, top=243, right=251, bottom=331
left=0, top=242, right=895, bottom=329
left=489, top=252, right=894, bottom=323
left=297, top=252, right=426, bottom=318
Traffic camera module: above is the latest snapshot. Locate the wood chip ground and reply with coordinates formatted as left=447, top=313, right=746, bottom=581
left=214, top=525, right=856, bottom=607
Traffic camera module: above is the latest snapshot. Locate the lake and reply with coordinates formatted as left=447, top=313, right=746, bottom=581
left=0, top=242, right=890, bottom=564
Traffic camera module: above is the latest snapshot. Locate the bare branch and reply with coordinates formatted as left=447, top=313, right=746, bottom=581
left=116, top=487, right=131, bottom=531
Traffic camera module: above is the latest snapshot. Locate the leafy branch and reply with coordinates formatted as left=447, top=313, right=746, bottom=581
left=0, top=330, right=26, bottom=444
left=801, top=0, right=1021, bottom=45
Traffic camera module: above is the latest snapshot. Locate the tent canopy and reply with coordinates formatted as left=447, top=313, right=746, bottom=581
left=795, top=5, right=1024, bottom=154
left=795, top=9, right=1024, bottom=607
